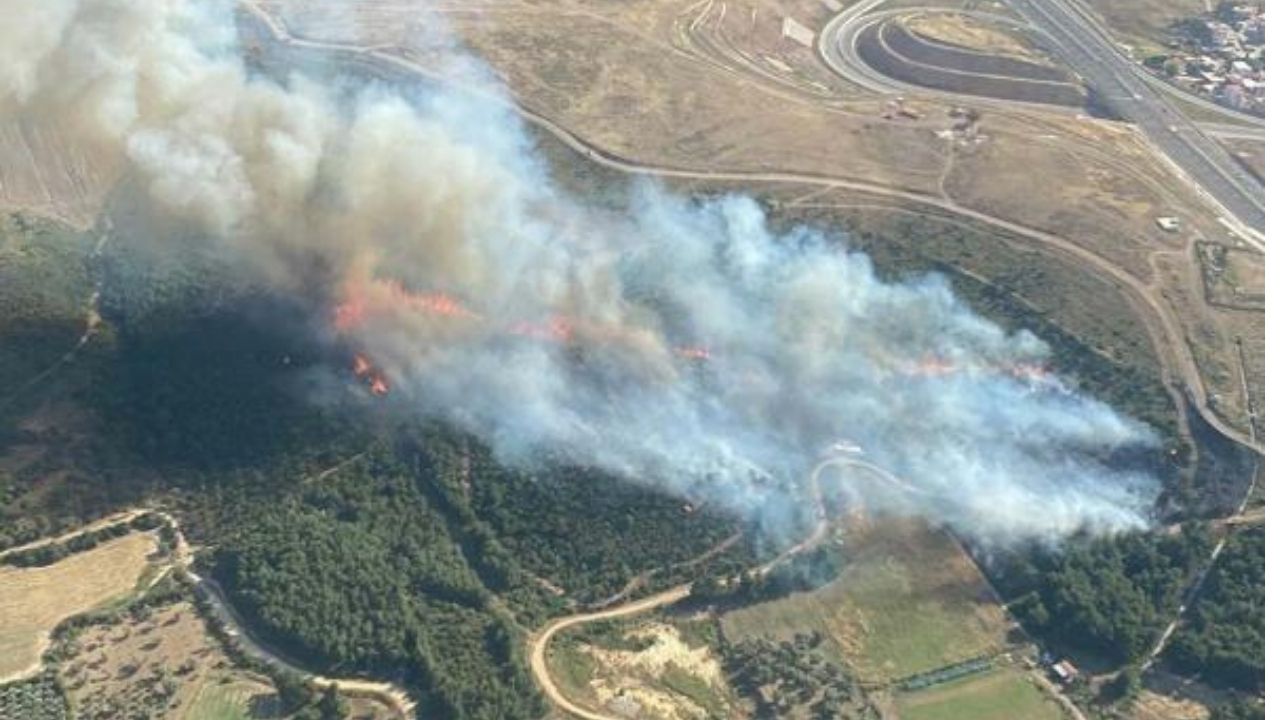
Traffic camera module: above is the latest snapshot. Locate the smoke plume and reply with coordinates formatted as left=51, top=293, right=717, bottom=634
left=1, top=0, right=1161, bottom=544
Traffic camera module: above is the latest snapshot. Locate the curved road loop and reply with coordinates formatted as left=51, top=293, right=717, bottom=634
left=821, top=0, right=1264, bottom=240
left=818, top=4, right=1086, bottom=115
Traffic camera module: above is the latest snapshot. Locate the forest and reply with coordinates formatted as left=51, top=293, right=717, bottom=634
left=1168, top=526, right=1264, bottom=692
left=0, top=203, right=1262, bottom=717
left=206, top=429, right=755, bottom=719
left=1001, top=526, right=1214, bottom=664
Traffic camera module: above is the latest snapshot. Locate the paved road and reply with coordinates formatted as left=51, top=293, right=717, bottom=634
left=820, top=0, right=1264, bottom=241
left=817, top=3, right=1087, bottom=116
left=1002, top=0, right=1264, bottom=240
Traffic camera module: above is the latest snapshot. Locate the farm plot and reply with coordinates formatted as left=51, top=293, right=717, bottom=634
left=895, top=667, right=1067, bottom=720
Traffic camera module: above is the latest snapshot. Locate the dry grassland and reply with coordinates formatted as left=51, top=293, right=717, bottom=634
left=59, top=601, right=277, bottom=720
left=0, top=532, right=157, bottom=680
left=0, top=118, right=120, bottom=230
left=1128, top=689, right=1211, bottom=720
left=1222, top=139, right=1264, bottom=181
left=1079, top=0, right=1208, bottom=54
left=903, top=13, right=1043, bottom=61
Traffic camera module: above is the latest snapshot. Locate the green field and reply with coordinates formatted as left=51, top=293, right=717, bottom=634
left=184, top=679, right=270, bottom=720
left=721, top=519, right=1010, bottom=683
left=898, top=668, right=1067, bottom=720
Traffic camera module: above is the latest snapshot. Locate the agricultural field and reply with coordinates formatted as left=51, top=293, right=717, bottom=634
left=0, top=531, right=158, bottom=680
left=894, top=667, right=1067, bottom=720
left=720, top=518, right=1012, bottom=684
left=53, top=588, right=401, bottom=720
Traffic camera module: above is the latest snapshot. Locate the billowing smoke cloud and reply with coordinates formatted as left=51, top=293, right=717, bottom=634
left=1, top=0, right=1160, bottom=544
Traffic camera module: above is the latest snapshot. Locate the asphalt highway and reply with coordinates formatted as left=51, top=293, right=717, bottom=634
left=1002, top=0, right=1264, bottom=237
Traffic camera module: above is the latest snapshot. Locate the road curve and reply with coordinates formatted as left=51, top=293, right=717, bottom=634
left=158, top=511, right=419, bottom=720
left=819, top=0, right=1264, bottom=239
left=526, top=455, right=909, bottom=720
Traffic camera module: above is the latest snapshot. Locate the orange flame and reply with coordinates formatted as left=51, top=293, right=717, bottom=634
left=334, top=277, right=721, bottom=395
left=352, top=352, right=390, bottom=396
left=676, top=346, right=712, bottom=361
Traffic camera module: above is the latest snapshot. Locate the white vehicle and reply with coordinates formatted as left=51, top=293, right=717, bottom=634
left=830, top=440, right=864, bottom=455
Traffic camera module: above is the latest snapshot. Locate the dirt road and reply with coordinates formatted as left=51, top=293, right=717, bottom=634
left=0, top=507, right=147, bottom=560
left=2, top=509, right=417, bottom=719
left=148, top=511, right=418, bottom=719
left=526, top=454, right=910, bottom=720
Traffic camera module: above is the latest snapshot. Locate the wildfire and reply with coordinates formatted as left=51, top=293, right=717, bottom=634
left=352, top=353, right=390, bottom=396
left=900, top=353, right=1053, bottom=387
left=509, top=316, right=575, bottom=343
left=908, top=354, right=956, bottom=377
left=332, top=278, right=478, bottom=333
left=676, top=346, right=712, bottom=361
left=333, top=277, right=724, bottom=396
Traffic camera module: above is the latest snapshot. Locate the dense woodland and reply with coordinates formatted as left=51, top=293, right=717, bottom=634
left=1001, top=527, right=1214, bottom=664
left=1168, top=527, right=1264, bottom=692
left=206, top=427, right=758, bottom=719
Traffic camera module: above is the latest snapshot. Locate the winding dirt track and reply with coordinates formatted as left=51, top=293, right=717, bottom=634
left=237, top=0, right=1261, bottom=457
left=526, top=455, right=906, bottom=720
left=138, top=512, right=417, bottom=719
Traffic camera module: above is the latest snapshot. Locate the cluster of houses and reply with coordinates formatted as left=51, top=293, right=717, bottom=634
left=1145, top=3, right=1265, bottom=116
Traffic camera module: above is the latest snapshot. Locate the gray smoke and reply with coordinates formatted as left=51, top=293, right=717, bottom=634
left=1, top=0, right=1161, bottom=544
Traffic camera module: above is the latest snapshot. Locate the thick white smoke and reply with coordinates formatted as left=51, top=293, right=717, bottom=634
left=1, top=0, right=1160, bottom=544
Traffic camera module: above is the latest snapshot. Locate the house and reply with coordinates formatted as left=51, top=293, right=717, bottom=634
left=1051, top=660, right=1080, bottom=684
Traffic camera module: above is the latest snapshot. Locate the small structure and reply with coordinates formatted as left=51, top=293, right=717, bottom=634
left=1050, top=660, right=1080, bottom=685
left=1156, top=216, right=1182, bottom=233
